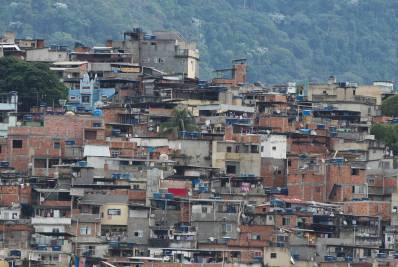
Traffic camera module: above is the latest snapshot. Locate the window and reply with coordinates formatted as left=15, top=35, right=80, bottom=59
left=368, top=178, right=375, bottom=185
left=12, top=140, right=23, bottom=148
left=85, top=130, right=97, bottom=140
left=271, top=253, right=277, bottom=259
left=351, top=168, right=359, bottom=175
left=251, top=145, right=259, bottom=153
left=80, top=226, right=92, bottom=235
left=353, top=90, right=356, bottom=96
left=201, top=206, right=208, bottom=213
left=272, top=146, right=276, bottom=151
left=34, top=159, right=46, bottom=168
left=226, top=164, right=237, bottom=174
left=226, top=146, right=232, bottom=153
left=107, top=209, right=121, bottom=216
left=54, top=141, right=60, bottom=149
left=297, top=217, right=306, bottom=228
left=261, top=146, right=264, bottom=152
left=282, top=217, right=290, bottom=226
left=65, top=140, right=75, bottom=146
left=251, top=234, right=261, bottom=240
left=49, top=159, right=59, bottom=168
left=0, top=146, right=2, bottom=154
left=134, top=231, right=143, bottom=237
left=81, top=95, right=90, bottom=103
left=254, top=251, right=262, bottom=257
left=223, top=223, right=232, bottom=233
left=158, top=58, right=165, bottom=63
left=111, top=149, right=120, bottom=158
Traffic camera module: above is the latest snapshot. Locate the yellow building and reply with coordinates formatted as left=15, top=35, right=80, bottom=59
left=100, top=203, right=128, bottom=225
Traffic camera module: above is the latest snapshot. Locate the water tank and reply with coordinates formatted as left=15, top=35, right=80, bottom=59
left=92, top=109, right=103, bottom=117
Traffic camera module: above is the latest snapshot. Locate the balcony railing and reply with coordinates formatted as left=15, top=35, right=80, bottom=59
left=31, top=217, right=71, bottom=225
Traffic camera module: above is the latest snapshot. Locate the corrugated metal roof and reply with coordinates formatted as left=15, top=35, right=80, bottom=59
left=79, top=194, right=128, bottom=205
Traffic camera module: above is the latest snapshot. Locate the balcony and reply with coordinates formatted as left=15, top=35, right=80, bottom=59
left=227, top=239, right=266, bottom=248
left=64, top=146, right=83, bottom=159
left=219, top=187, right=264, bottom=195
left=148, top=238, right=170, bottom=247
left=191, top=211, right=238, bottom=222
left=31, top=217, right=71, bottom=225
left=40, top=200, right=71, bottom=207
left=317, top=237, right=381, bottom=248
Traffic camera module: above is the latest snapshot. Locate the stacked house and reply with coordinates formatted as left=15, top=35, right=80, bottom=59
left=0, top=30, right=398, bottom=267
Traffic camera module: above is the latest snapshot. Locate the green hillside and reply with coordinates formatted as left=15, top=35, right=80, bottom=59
left=1, top=0, right=397, bottom=83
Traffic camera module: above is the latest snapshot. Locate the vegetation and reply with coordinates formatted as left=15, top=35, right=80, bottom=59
left=381, top=95, right=398, bottom=117
left=0, top=57, right=67, bottom=111
left=1, top=0, right=398, bottom=83
left=371, top=124, right=398, bottom=155
left=160, top=108, right=198, bottom=137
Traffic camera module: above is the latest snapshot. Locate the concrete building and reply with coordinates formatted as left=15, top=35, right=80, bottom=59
left=109, top=28, right=199, bottom=79
left=260, top=134, right=287, bottom=159
left=0, top=92, right=18, bottom=137
left=212, top=140, right=261, bottom=177
left=26, top=46, right=69, bottom=62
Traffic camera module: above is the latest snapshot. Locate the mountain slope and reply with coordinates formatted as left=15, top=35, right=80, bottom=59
left=1, top=0, right=397, bottom=83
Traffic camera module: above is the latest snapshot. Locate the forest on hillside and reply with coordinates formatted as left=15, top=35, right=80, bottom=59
left=1, top=0, right=397, bottom=83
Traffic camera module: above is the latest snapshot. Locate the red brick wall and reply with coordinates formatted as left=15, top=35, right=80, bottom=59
left=233, top=63, right=247, bottom=85
left=343, top=201, right=391, bottom=220
left=0, top=185, right=32, bottom=205
left=258, top=117, right=290, bottom=132
left=327, top=164, right=366, bottom=202
left=5, top=115, right=103, bottom=172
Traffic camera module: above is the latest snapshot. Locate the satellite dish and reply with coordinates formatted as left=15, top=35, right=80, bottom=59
left=208, top=237, right=215, bottom=242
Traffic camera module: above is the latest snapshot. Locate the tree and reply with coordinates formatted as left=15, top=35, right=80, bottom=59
left=0, top=57, right=67, bottom=111
left=159, top=108, right=198, bottom=137
left=3, top=1, right=398, bottom=83
left=381, top=95, right=398, bottom=117
left=370, top=124, right=398, bottom=155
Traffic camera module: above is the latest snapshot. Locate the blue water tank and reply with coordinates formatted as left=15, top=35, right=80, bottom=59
left=324, top=255, right=337, bottom=262
left=92, top=109, right=103, bottom=117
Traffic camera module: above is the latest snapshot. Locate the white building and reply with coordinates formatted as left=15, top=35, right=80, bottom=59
left=260, top=134, right=287, bottom=159
left=0, top=92, right=18, bottom=137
